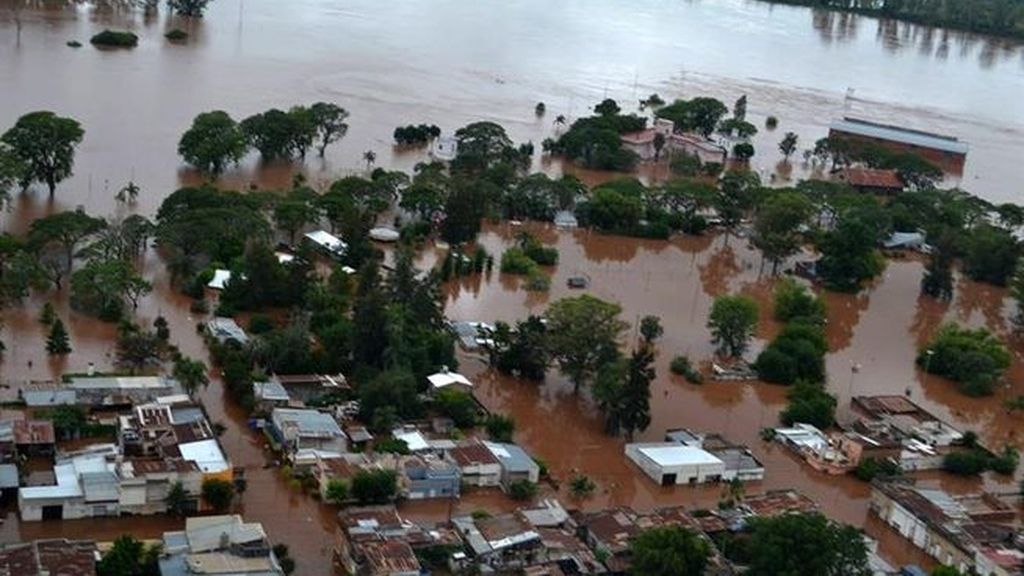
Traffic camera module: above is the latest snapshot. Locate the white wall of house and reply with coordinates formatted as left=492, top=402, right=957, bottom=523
left=458, top=463, right=501, bottom=487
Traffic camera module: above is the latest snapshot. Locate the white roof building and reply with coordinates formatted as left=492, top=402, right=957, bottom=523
left=625, top=442, right=726, bottom=486
left=304, top=230, right=347, bottom=258
left=178, top=439, right=230, bottom=474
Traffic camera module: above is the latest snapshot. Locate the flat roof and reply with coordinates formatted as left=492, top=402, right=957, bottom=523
left=272, top=408, right=344, bottom=438
left=393, top=429, right=430, bottom=452
left=206, top=269, right=232, bottom=290
left=830, top=117, right=968, bottom=155
left=178, top=439, right=230, bottom=473
left=304, top=230, right=347, bottom=253
left=635, top=444, right=723, bottom=467
left=67, top=376, right=169, bottom=390
left=427, top=371, right=473, bottom=389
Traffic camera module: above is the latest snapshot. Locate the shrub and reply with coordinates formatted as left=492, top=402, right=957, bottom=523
left=919, top=324, right=1010, bottom=396
left=90, top=30, right=139, bottom=47
left=507, top=479, right=537, bottom=501
left=165, top=28, right=189, bottom=41
left=374, top=437, right=410, bottom=455
left=500, top=248, right=536, bottom=275
left=780, top=381, right=836, bottom=429
left=669, top=355, right=702, bottom=384
left=852, top=457, right=900, bottom=481
left=67, top=40, right=82, bottom=48
left=248, top=314, right=275, bottom=334
left=773, top=278, right=825, bottom=325
left=525, top=269, right=551, bottom=292
left=942, top=450, right=990, bottom=476
left=765, top=116, right=779, bottom=129
left=756, top=323, right=827, bottom=385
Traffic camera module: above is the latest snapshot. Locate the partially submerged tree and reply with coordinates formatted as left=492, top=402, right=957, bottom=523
left=545, top=295, right=628, bottom=393
left=1, top=111, right=84, bottom=198
left=707, top=295, right=758, bottom=358
left=178, top=111, right=248, bottom=175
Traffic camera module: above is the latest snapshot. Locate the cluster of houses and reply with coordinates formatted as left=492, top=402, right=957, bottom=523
left=331, top=489, right=849, bottom=575
left=11, top=375, right=233, bottom=522
left=0, top=514, right=289, bottom=576
left=772, top=395, right=974, bottom=475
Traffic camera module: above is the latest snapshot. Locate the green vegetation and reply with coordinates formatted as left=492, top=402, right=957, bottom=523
left=755, top=323, right=827, bottom=385
left=97, top=535, right=160, bottom=576
left=707, top=295, right=759, bottom=358
left=485, top=414, right=515, bottom=442
left=773, top=278, right=825, bottom=325
left=433, top=388, right=478, bottom=429
left=669, top=355, right=702, bottom=384
left=545, top=294, right=628, bottom=393
left=1, top=111, right=84, bottom=198
left=177, top=111, right=247, bottom=175
left=508, top=479, right=538, bottom=501
left=593, top=344, right=655, bottom=439
left=918, top=324, right=1010, bottom=396
left=165, top=28, right=189, bottom=41
left=168, top=0, right=212, bottom=17
left=351, top=469, right=398, bottom=504
left=544, top=99, right=646, bottom=170
left=853, top=456, right=901, bottom=482
left=943, top=442, right=1018, bottom=477
left=89, top=30, right=138, bottom=47
left=630, top=525, right=710, bottom=576
left=393, top=124, right=440, bottom=145
left=655, top=97, right=728, bottom=138
left=46, top=318, right=71, bottom=355
left=201, top=478, right=235, bottom=512
left=745, top=513, right=870, bottom=576
left=758, top=0, right=1024, bottom=41
left=569, top=474, right=596, bottom=499
left=489, top=316, right=549, bottom=380
left=779, top=381, right=836, bottom=429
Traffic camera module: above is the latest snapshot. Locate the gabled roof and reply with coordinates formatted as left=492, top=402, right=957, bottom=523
left=830, top=117, right=968, bottom=155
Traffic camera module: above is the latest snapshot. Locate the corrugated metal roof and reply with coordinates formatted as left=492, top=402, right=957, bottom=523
left=830, top=117, right=968, bottom=155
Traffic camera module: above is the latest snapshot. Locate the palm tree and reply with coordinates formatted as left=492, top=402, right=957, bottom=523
left=554, top=115, right=566, bottom=126
left=115, top=180, right=140, bottom=204
left=362, top=150, right=376, bottom=170
left=173, top=356, right=209, bottom=397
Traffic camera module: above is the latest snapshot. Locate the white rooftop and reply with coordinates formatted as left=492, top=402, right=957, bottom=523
left=207, top=269, right=232, bottom=290
left=636, top=444, right=723, bottom=467
left=392, top=428, right=430, bottom=452
left=427, top=370, right=473, bottom=390
left=305, top=230, right=347, bottom=254
left=178, top=439, right=230, bottom=473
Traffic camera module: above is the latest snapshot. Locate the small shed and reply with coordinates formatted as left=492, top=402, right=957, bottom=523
left=206, top=269, right=233, bottom=290
left=304, top=230, right=348, bottom=260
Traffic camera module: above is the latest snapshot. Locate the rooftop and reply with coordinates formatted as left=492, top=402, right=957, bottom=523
left=484, top=441, right=538, bottom=473
left=361, top=539, right=421, bottom=574
left=304, top=230, right=347, bottom=254
left=426, top=369, right=473, bottom=390
left=178, top=438, right=230, bottom=473
left=185, top=515, right=267, bottom=553
left=253, top=380, right=290, bottom=403
left=0, top=539, right=98, bottom=576
left=271, top=408, right=344, bottom=439
left=13, top=420, right=55, bottom=445
left=449, top=440, right=500, bottom=467
left=631, top=442, right=724, bottom=468
left=830, top=117, right=969, bottom=155
left=839, top=167, right=904, bottom=189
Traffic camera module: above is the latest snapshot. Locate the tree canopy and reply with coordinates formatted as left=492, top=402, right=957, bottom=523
left=1, top=111, right=84, bottom=197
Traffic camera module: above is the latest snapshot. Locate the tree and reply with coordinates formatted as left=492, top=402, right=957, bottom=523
left=115, top=180, right=140, bottom=204
left=1, top=111, right=84, bottom=197
left=308, top=102, right=349, bottom=157
left=631, top=525, right=710, bottom=576
left=351, top=469, right=397, bottom=504
left=97, top=535, right=160, bottom=576
left=918, top=324, right=1011, bottom=396
left=71, top=258, right=151, bottom=320
left=708, top=295, right=758, bottom=358
left=201, top=478, right=235, bottom=512
left=655, top=97, right=728, bottom=138
left=779, top=132, right=799, bottom=159
left=653, top=131, right=666, bottom=161
left=1011, top=258, right=1024, bottom=332
left=166, top=481, right=190, bottom=516
left=639, top=315, right=663, bottom=344
left=325, top=479, right=349, bottom=505
left=362, top=150, right=376, bottom=169
left=177, top=111, right=247, bottom=175
left=751, top=191, right=813, bottom=274
left=732, top=142, right=755, bottom=161
left=594, top=99, right=621, bottom=117
left=434, top=388, right=477, bottom=428
left=488, top=316, right=549, bottom=380
left=273, top=187, right=319, bottom=244
left=545, top=295, right=628, bottom=392
left=240, top=109, right=306, bottom=161
left=485, top=414, right=515, bottom=442
left=773, top=278, right=825, bottom=325
left=0, top=146, right=24, bottom=204
left=780, top=381, right=837, bottom=429
left=46, top=318, right=71, bottom=355
left=921, top=242, right=955, bottom=301
left=962, top=224, right=1019, bottom=286
left=167, top=0, right=212, bottom=17
left=47, top=405, right=86, bottom=440
left=817, top=205, right=889, bottom=292
left=618, top=345, right=654, bottom=439
left=745, top=513, right=870, bottom=576
left=29, top=210, right=106, bottom=273
left=174, top=356, right=209, bottom=396
left=733, top=94, right=748, bottom=121
left=116, top=328, right=162, bottom=374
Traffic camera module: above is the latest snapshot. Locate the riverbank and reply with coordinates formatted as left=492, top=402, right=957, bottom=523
left=755, top=0, right=1024, bottom=42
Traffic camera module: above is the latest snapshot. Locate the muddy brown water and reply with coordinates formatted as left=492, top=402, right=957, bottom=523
left=2, top=1, right=1024, bottom=573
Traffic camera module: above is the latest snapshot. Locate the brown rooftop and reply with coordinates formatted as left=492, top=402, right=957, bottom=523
left=839, top=168, right=904, bottom=190
left=449, top=441, right=499, bottom=467
left=341, top=506, right=404, bottom=532
left=743, top=490, right=818, bottom=517
left=126, top=458, right=201, bottom=474
left=320, top=457, right=360, bottom=480
left=0, top=539, right=98, bottom=576
left=360, top=539, right=420, bottom=575
left=476, top=513, right=534, bottom=543
left=581, top=507, right=639, bottom=553
left=13, top=420, right=55, bottom=446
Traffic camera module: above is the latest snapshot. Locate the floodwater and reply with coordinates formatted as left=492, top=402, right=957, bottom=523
left=1, top=0, right=1024, bottom=217
left=1, top=0, right=1024, bottom=573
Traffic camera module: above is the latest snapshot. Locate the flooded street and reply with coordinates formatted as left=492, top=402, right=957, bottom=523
left=2, top=0, right=1024, bottom=573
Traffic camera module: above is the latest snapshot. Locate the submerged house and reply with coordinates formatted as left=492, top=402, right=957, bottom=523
left=160, top=515, right=284, bottom=575
left=620, top=119, right=727, bottom=165
left=269, top=408, right=347, bottom=459
left=828, top=117, right=968, bottom=173
left=625, top=430, right=764, bottom=486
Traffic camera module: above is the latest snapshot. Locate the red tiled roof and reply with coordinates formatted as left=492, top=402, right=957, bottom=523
left=839, top=168, right=904, bottom=190
left=13, top=420, right=55, bottom=446
left=449, top=441, right=499, bottom=467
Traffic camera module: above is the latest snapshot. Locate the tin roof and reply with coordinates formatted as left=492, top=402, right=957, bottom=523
left=830, top=117, right=968, bottom=155
left=13, top=420, right=55, bottom=445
